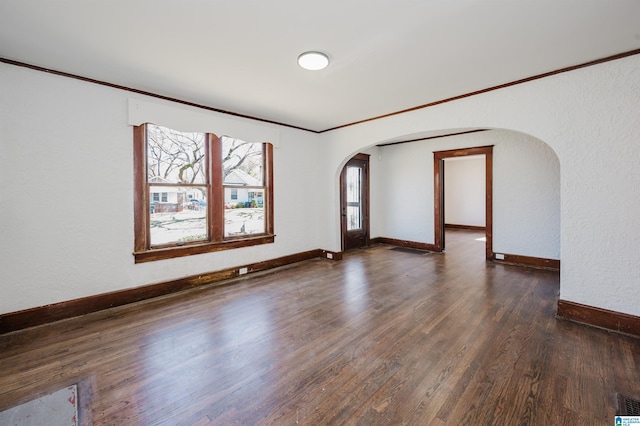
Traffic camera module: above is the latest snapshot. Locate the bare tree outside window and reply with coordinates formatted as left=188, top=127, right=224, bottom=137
left=144, top=126, right=268, bottom=246
left=134, top=123, right=274, bottom=262
left=147, top=125, right=206, bottom=185
left=221, top=137, right=266, bottom=237
left=146, top=125, right=208, bottom=245
left=221, top=136, right=263, bottom=182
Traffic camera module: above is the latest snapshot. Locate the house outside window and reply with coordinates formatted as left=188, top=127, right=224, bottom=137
left=133, top=124, right=274, bottom=263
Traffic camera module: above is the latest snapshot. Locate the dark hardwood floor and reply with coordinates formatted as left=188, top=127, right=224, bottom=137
left=1, top=229, right=639, bottom=425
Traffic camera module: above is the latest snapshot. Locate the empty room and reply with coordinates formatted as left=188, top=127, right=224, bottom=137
left=1, top=1, right=639, bottom=424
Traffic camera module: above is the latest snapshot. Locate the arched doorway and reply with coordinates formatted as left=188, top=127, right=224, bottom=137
left=340, top=153, right=370, bottom=251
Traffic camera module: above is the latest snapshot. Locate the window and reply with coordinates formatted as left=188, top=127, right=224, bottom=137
left=133, top=124, right=274, bottom=263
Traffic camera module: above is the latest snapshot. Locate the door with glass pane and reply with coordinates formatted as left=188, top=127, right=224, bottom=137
left=341, top=153, right=370, bottom=251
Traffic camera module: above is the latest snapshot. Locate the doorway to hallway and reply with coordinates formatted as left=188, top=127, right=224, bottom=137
left=434, top=145, right=493, bottom=259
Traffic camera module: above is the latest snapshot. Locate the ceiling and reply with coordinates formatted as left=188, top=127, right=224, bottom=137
left=1, top=1, right=639, bottom=133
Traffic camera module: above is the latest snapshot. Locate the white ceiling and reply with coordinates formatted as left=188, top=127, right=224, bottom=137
left=1, top=1, right=639, bottom=132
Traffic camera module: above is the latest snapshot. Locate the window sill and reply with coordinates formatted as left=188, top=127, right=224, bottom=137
left=133, top=234, right=275, bottom=263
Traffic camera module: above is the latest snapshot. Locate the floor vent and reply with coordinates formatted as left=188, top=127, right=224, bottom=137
left=617, top=394, right=640, bottom=416
left=390, top=247, right=430, bottom=255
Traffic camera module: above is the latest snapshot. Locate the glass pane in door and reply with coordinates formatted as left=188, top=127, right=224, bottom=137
left=346, top=166, right=362, bottom=231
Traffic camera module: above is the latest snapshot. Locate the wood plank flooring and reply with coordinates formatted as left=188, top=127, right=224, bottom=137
left=1, top=229, right=639, bottom=425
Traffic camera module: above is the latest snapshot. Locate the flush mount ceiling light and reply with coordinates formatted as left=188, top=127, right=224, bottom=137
left=297, top=51, right=329, bottom=70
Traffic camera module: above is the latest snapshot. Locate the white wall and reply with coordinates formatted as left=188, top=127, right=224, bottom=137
left=323, top=54, right=640, bottom=317
left=0, top=62, right=326, bottom=314
left=369, top=130, right=560, bottom=260
left=493, top=132, right=560, bottom=258
left=444, top=155, right=485, bottom=227
left=2, top=53, right=639, bottom=319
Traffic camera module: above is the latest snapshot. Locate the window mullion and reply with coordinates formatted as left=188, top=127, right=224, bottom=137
left=133, top=125, right=148, bottom=252
left=265, top=143, right=274, bottom=235
left=209, top=133, right=224, bottom=242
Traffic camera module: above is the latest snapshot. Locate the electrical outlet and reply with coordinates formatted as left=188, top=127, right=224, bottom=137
left=495, top=253, right=504, bottom=260
left=239, top=267, right=248, bottom=275
left=326, top=252, right=333, bottom=259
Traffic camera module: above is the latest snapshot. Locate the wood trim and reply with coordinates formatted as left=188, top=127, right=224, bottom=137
left=132, top=125, right=147, bottom=252
left=321, top=48, right=640, bottom=132
left=375, top=237, right=438, bottom=252
left=492, top=253, right=560, bottom=271
left=434, top=156, right=444, bottom=252
left=377, top=129, right=489, bottom=147
left=3, top=48, right=639, bottom=135
left=133, top=235, right=276, bottom=263
left=0, top=58, right=315, bottom=134
left=210, top=133, right=223, bottom=242
left=485, top=151, right=493, bottom=260
left=434, top=145, right=493, bottom=258
left=321, top=250, right=343, bottom=261
left=557, top=300, right=640, bottom=338
left=0, top=249, right=323, bottom=335
left=445, top=224, right=486, bottom=231
left=246, top=249, right=322, bottom=273
left=434, top=145, right=495, bottom=159
left=265, top=143, right=275, bottom=235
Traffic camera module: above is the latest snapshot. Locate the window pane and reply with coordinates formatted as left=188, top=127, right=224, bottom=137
left=346, top=166, right=361, bottom=203
left=149, top=185, right=208, bottom=246
left=147, top=124, right=206, bottom=185
left=346, top=166, right=362, bottom=231
left=347, top=205, right=361, bottom=231
left=222, top=137, right=263, bottom=186
left=224, top=188, right=265, bottom=237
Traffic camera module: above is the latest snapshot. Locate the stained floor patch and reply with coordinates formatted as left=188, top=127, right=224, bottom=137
left=0, top=385, right=77, bottom=425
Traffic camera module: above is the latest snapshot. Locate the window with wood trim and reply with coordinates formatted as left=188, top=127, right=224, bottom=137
left=133, top=124, right=274, bottom=263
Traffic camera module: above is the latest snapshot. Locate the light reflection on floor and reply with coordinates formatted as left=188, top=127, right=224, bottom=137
left=344, top=262, right=374, bottom=323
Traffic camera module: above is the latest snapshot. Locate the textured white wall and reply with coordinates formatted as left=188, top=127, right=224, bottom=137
left=0, top=63, right=325, bottom=314
left=323, top=54, right=640, bottom=316
left=371, top=141, right=433, bottom=244
left=444, top=156, right=485, bottom=227
left=2, top=54, right=639, bottom=319
left=493, top=132, right=560, bottom=258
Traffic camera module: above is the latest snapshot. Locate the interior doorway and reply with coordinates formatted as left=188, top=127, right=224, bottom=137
left=433, top=146, right=493, bottom=259
left=340, top=153, right=370, bottom=251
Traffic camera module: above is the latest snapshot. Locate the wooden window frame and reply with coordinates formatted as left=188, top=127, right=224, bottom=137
left=133, top=124, right=274, bottom=263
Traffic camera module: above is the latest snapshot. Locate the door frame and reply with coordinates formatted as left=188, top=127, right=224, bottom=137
left=340, top=153, right=370, bottom=251
left=433, top=145, right=493, bottom=259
